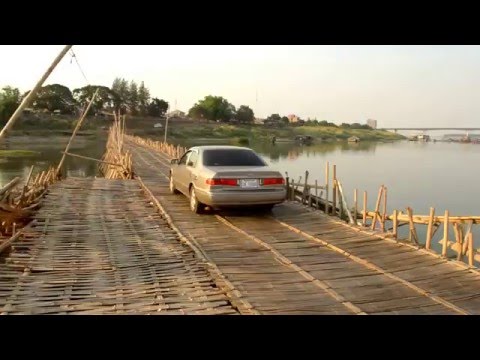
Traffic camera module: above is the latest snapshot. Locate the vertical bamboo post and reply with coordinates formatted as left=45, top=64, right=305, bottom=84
left=353, top=189, right=358, bottom=224
left=381, top=187, right=387, bottom=232
left=362, top=191, right=367, bottom=226
left=371, top=186, right=384, bottom=230
left=454, top=222, right=463, bottom=261
left=315, top=180, right=319, bottom=209
left=290, top=178, right=295, bottom=201
left=393, top=210, right=398, bottom=239
left=442, top=210, right=449, bottom=257
left=56, top=88, right=99, bottom=177
left=406, top=207, right=419, bottom=245
left=285, top=175, right=290, bottom=200
left=425, top=207, right=435, bottom=250
left=303, top=170, right=309, bottom=204
left=0, top=45, right=73, bottom=142
left=468, top=233, right=474, bottom=267
left=325, top=162, right=329, bottom=214
left=332, top=164, right=337, bottom=216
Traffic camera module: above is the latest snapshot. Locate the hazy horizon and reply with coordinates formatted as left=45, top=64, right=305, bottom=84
left=1, top=45, right=480, bottom=128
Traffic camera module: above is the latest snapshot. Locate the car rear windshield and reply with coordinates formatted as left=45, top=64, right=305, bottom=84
left=202, top=149, right=267, bottom=166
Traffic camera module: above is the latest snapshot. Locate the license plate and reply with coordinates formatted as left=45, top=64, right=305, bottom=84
left=239, top=179, right=259, bottom=188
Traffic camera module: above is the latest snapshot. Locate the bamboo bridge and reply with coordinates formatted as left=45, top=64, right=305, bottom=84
left=2, top=124, right=480, bottom=314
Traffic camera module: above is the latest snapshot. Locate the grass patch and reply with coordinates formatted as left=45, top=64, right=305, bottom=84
left=0, top=150, right=40, bottom=157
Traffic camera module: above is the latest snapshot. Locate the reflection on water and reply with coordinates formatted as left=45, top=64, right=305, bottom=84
left=0, top=136, right=106, bottom=186
left=252, top=141, right=379, bottom=162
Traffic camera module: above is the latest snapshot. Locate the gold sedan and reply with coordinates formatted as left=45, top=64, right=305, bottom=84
left=169, top=146, right=287, bottom=213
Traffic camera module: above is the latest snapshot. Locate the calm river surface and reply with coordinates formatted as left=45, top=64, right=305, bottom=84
left=2, top=135, right=479, bottom=249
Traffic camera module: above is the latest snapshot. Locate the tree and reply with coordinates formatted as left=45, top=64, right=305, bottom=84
left=281, top=116, right=289, bottom=125
left=128, top=81, right=139, bottom=115
left=236, top=105, right=255, bottom=124
left=188, top=95, right=235, bottom=122
left=31, top=84, right=75, bottom=114
left=73, top=85, right=115, bottom=113
left=138, top=81, right=150, bottom=116
left=147, top=98, right=169, bottom=117
left=0, top=86, right=20, bottom=123
left=111, top=77, right=129, bottom=114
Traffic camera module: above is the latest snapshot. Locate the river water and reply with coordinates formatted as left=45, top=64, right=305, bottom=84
left=1, top=135, right=479, bottom=250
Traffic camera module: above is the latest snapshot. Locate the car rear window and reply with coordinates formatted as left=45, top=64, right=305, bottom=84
left=202, top=149, right=267, bottom=166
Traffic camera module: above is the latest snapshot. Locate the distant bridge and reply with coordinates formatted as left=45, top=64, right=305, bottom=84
left=381, top=128, right=480, bottom=132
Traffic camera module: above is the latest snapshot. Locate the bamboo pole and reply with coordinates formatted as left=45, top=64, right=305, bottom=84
left=56, top=88, right=99, bottom=176
left=0, top=45, right=73, bottom=142
left=303, top=171, right=309, bottom=204
left=425, top=207, right=435, bottom=250
left=454, top=223, right=463, bottom=261
left=353, top=189, right=358, bottom=224
left=362, top=191, right=367, bottom=226
left=393, top=209, right=398, bottom=239
left=442, top=210, right=449, bottom=257
left=407, top=207, right=419, bottom=245
left=285, top=175, right=290, bottom=200
left=468, top=233, right=474, bottom=266
left=381, top=187, right=387, bottom=232
left=332, top=165, right=337, bottom=216
left=315, top=180, right=319, bottom=209
left=337, top=180, right=354, bottom=224
left=371, top=186, right=384, bottom=230
left=325, top=162, right=329, bottom=214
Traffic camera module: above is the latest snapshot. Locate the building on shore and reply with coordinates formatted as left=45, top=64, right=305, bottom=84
left=367, top=119, right=377, bottom=129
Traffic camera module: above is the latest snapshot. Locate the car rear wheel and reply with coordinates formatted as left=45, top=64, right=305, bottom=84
left=190, top=186, right=204, bottom=214
left=169, top=173, right=179, bottom=194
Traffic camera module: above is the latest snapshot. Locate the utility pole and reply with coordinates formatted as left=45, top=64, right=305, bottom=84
left=164, top=105, right=170, bottom=143
left=0, top=45, right=73, bottom=142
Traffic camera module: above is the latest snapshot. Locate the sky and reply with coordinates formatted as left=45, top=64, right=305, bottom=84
left=1, top=45, right=480, bottom=128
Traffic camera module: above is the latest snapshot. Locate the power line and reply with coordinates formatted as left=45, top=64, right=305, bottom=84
left=70, top=47, right=89, bottom=84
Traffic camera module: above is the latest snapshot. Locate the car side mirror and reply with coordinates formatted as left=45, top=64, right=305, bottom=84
left=187, top=161, right=194, bottom=167
left=171, top=159, right=178, bottom=165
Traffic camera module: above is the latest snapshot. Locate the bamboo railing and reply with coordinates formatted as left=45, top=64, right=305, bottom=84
left=126, top=135, right=187, bottom=160
left=99, top=113, right=134, bottom=179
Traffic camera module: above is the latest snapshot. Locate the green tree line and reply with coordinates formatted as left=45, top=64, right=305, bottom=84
left=0, top=78, right=169, bottom=122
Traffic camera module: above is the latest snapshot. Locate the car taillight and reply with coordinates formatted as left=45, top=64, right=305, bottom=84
left=206, top=178, right=238, bottom=186
left=262, top=178, right=285, bottom=185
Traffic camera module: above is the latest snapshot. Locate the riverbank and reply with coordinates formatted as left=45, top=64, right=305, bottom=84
left=4, top=114, right=404, bottom=143
left=127, top=118, right=405, bottom=143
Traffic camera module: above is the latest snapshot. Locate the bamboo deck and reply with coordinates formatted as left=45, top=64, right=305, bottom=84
left=0, top=178, right=238, bottom=314
left=125, top=139, right=480, bottom=315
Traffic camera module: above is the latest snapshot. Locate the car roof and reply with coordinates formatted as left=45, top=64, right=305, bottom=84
left=188, top=145, right=253, bottom=151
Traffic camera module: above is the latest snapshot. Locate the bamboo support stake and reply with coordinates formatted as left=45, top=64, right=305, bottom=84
left=303, top=171, right=309, bottom=204
left=392, top=210, right=398, bottom=239
left=325, top=162, right=329, bottom=214
left=353, top=189, right=358, bottom=224
left=424, top=207, right=435, bottom=250
left=362, top=191, right=367, bottom=226
left=332, top=165, right=337, bottom=216
left=468, top=233, right=474, bottom=266
left=285, top=176, right=290, bottom=200
left=56, top=88, right=99, bottom=176
left=371, top=186, right=384, bottom=230
left=381, top=187, right=387, bottom=232
left=442, top=210, right=449, bottom=257
left=315, top=180, right=319, bottom=209
left=407, top=207, right=419, bottom=245
left=0, top=45, right=72, bottom=142
left=462, top=221, right=473, bottom=255
left=454, top=223, right=463, bottom=261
